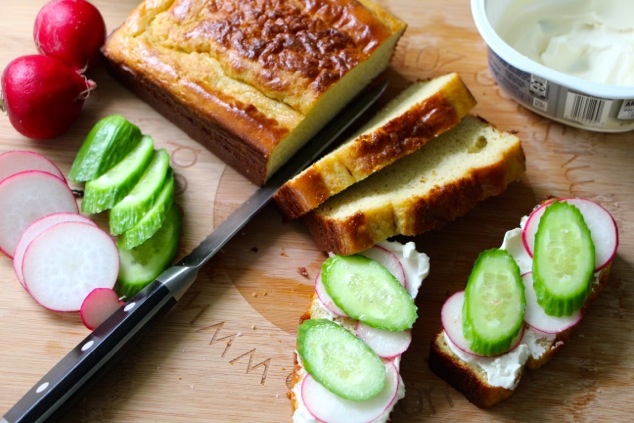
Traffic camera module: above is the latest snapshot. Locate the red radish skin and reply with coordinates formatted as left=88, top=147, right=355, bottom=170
left=315, top=271, right=347, bottom=317
left=1, top=55, right=95, bottom=139
left=355, top=321, right=411, bottom=359
left=301, top=361, right=400, bottom=423
left=522, top=272, right=582, bottom=334
left=358, top=244, right=406, bottom=290
left=0, top=150, right=64, bottom=182
left=0, top=170, right=77, bottom=257
left=34, top=0, right=106, bottom=72
left=22, top=221, right=119, bottom=312
left=80, top=288, right=124, bottom=330
left=13, top=212, right=95, bottom=287
left=522, top=197, right=618, bottom=271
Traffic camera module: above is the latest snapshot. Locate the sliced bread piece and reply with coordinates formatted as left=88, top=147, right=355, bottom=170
left=273, top=72, right=476, bottom=219
left=303, top=115, right=526, bottom=255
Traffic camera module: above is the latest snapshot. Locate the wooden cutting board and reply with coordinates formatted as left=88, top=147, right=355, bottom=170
left=1, top=1, right=633, bottom=421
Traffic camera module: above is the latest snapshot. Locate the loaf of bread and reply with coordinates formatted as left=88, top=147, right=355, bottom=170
left=428, top=204, right=614, bottom=408
left=101, top=0, right=406, bottom=185
left=273, top=72, right=476, bottom=220
left=303, top=115, right=526, bottom=255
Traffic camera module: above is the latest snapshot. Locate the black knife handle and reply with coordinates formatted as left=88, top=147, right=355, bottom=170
left=2, top=279, right=177, bottom=423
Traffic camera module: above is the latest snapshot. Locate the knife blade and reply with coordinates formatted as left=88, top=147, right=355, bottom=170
left=2, top=79, right=387, bottom=423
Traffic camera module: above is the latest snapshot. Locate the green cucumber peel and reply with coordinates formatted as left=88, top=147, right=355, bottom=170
left=69, top=115, right=142, bottom=182
left=322, top=254, right=417, bottom=331
left=297, top=319, right=385, bottom=401
left=533, top=201, right=595, bottom=317
left=463, top=248, right=525, bottom=356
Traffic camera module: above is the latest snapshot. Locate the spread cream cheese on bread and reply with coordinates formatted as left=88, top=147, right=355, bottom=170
left=102, top=0, right=406, bottom=185
left=274, top=73, right=477, bottom=220
left=290, top=240, right=429, bottom=422
left=304, top=115, right=526, bottom=255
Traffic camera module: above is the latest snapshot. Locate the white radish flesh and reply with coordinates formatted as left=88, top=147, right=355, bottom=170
left=13, top=213, right=95, bottom=287
left=522, top=198, right=618, bottom=271
left=301, top=361, right=400, bottom=423
left=358, top=244, right=406, bottom=289
left=0, top=170, right=78, bottom=257
left=80, top=288, right=124, bottom=330
left=22, top=221, right=119, bottom=312
left=0, top=150, right=65, bottom=182
left=355, top=321, right=411, bottom=359
left=315, top=271, right=347, bottom=317
left=522, top=272, right=582, bottom=334
left=441, top=291, right=524, bottom=357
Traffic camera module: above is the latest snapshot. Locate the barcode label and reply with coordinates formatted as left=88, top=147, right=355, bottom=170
left=564, top=92, right=612, bottom=125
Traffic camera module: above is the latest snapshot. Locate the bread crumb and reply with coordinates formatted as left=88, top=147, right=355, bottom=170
left=251, top=325, right=257, bottom=330
left=297, top=267, right=309, bottom=278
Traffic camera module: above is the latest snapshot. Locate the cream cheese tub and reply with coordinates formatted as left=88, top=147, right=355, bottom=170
left=471, top=0, right=634, bottom=132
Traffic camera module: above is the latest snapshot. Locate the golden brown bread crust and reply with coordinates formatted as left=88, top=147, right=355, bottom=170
left=428, top=258, right=612, bottom=408
left=273, top=73, right=477, bottom=220
left=102, top=0, right=406, bottom=185
left=303, top=116, right=527, bottom=255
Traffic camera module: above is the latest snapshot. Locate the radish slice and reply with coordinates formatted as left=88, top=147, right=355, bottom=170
left=13, top=212, right=96, bottom=287
left=315, top=271, right=347, bottom=317
left=441, top=291, right=524, bottom=357
left=522, top=272, right=582, bottom=334
left=355, top=321, right=411, bottom=359
left=22, top=221, right=119, bottom=312
left=358, top=245, right=406, bottom=289
left=301, top=361, right=400, bottom=423
left=0, top=150, right=65, bottom=182
left=80, top=288, right=124, bottom=330
left=522, top=198, right=618, bottom=271
left=0, top=170, right=77, bottom=257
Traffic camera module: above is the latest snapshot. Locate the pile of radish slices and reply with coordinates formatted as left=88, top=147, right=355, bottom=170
left=296, top=242, right=429, bottom=423
left=0, top=150, right=122, bottom=329
left=442, top=197, right=618, bottom=359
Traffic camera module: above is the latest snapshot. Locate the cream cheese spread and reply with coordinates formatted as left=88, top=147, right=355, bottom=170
left=292, top=240, right=429, bottom=423
left=496, top=0, right=634, bottom=86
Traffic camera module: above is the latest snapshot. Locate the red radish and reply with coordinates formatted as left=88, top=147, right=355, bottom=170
left=315, top=271, right=347, bottom=317
left=80, top=288, right=124, bottom=330
left=1, top=54, right=95, bottom=139
left=522, top=272, right=582, bottom=334
left=0, top=150, right=64, bottom=182
left=13, top=212, right=95, bottom=287
left=34, top=0, right=106, bottom=72
left=355, top=321, right=411, bottom=359
left=359, top=244, right=406, bottom=289
left=441, top=291, right=524, bottom=357
left=0, top=170, right=77, bottom=257
left=22, top=221, right=119, bottom=312
left=301, top=361, right=400, bottom=423
left=522, top=197, right=618, bottom=271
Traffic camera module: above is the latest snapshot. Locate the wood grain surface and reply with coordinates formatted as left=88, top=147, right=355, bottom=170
left=1, top=1, right=633, bottom=422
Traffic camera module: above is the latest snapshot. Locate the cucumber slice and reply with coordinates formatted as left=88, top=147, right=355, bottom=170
left=69, top=115, right=142, bottom=182
left=109, top=149, right=170, bottom=235
left=81, top=135, right=155, bottom=214
left=462, top=249, right=525, bottom=356
left=322, top=254, right=417, bottom=331
left=533, top=201, right=595, bottom=317
left=115, top=204, right=181, bottom=298
left=297, top=319, right=385, bottom=401
left=118, top=170, right=174, bottom=250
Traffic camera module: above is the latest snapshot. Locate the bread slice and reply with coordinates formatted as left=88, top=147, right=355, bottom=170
left=101, top=0, right=406, bottom=185
left=303, top=115, right=526, bottom=255
left=429, top=264, right=611, bottom=408
left=273, top=72, right=476, bottom=220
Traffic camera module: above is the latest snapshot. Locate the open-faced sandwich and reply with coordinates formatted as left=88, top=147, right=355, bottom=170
left=429, top=197, right=619, bottom=408
left=290, top=240, right=429, bottom=422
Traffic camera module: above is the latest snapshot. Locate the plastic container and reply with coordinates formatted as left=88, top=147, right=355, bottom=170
left=471, top=0, right=634, bottom=133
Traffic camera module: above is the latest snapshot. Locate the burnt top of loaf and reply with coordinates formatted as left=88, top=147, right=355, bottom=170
left=103, top=0, right=405, bottom=185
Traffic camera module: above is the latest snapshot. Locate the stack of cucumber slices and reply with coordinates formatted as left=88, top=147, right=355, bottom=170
left=442, top=198, right=618, bottom=359
left=69, top=115, right=182, bottom=299
left=295, top=242, right=429, bottom=423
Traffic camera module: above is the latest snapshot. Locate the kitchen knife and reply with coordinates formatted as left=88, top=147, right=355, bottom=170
left=1, top=79, right=387, bottom=423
